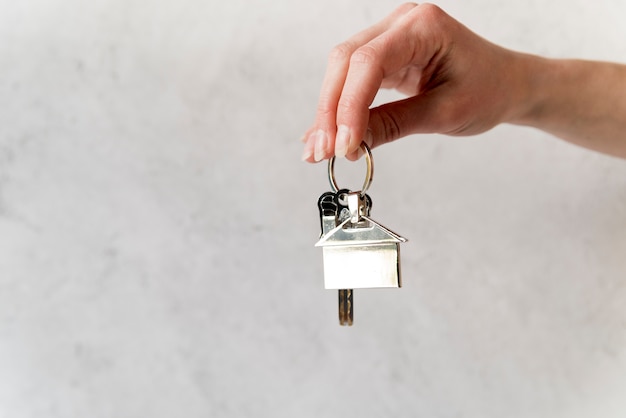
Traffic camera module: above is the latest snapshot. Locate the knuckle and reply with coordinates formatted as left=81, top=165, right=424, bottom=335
left=316, top=102, right=335, bottom=118
left=396, top=2, right=419, bottom=14
left=328, top=42, right=354, bottom=63
left=416, top=3, right=446, bottom=22
left=337, top=93, right=362, bottom=113
left=374, top=109, right=403, bottom=142
left=403, top=3, right=450, bottom=41
left=350, top=45, right=379, bottom=66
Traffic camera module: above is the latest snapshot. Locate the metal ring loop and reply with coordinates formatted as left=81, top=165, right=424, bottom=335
left=328, top=142, right=373, bottom=195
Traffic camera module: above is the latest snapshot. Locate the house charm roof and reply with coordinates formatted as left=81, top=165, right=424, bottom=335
left=315, top=216, right=407, bottom=247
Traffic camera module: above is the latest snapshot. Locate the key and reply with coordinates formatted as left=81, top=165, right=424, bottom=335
left=338, top=289, right=353, bottom=326
left=315, top=143, right=407, bottom=326
left=318, top=188, right=372, bottom=326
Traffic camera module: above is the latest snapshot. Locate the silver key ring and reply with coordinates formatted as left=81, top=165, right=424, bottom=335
left=328, top=142, right=373, bottom=195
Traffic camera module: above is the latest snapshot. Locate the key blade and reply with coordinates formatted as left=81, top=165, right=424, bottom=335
left=338, top=289, right=353, bottom=326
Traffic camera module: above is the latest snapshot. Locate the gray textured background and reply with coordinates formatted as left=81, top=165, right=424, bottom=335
left=2, top=1, right=626, bottom=417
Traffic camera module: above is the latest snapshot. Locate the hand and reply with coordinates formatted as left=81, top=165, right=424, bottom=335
left=301, top=3, right=529, bottom=162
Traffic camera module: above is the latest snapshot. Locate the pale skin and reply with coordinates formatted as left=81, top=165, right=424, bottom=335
left=301, top=3, right=626, bottom=162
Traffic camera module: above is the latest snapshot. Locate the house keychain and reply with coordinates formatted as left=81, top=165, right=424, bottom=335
left=316, top=143, right=407, bottom=326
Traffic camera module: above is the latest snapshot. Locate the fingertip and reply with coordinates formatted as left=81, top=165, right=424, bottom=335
left=345, top=146, right=365, bottom=161
left=301, top=147, right=313, bottom=162
left=313, top=129, right=330, bottom=162
left=364, top=127, right=374, bottom=148
left=342, top=126, right=374, bottom=159
left=335, top=125, right=350, bottom=159
left=301, top=133, right=316, bottom=162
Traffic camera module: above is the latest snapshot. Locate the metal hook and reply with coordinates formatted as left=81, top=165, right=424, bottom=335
left=328, top=142, right=373, bottom=195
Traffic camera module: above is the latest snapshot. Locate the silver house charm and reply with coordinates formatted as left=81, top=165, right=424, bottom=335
left=315, top=197, right=406, bottom=289
left=315, top=143, right=407, bottom=325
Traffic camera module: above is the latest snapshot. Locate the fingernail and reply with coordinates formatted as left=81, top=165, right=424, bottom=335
left=335, top=125, right=350, bottom=159
left=353, top=129, right=374, bottom=160
left=299, top=134, right=307, bottom=143
left=301, top=134, right=315, bottom=161
left=301, top=144, right=313, bottom=161
left=313, top=130, right=328, bottom=162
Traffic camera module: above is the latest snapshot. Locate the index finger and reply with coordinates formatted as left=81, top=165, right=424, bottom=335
left=335, top=4, right=447, bottom=156
left=304, top=2, right=419, bottom=162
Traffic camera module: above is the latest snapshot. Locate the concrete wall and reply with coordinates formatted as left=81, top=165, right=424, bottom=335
left=2, top=0, right=626, bottom=417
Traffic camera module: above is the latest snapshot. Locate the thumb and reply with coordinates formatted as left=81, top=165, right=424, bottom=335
left=344, top=92, right=449, bottom=161
left=367, top=93, right=449, bottom=150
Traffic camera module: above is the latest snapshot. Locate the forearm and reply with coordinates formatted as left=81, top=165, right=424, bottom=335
left=302, top=4, right=626, bottom=162
left=510, top=55, right=626, bottom=158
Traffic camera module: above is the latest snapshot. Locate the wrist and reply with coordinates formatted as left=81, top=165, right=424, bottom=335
left=504, top=52, right=553, bottom=128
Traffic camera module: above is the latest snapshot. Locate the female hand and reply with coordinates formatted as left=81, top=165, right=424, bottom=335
left=301, top=3, right=530, bottom=162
